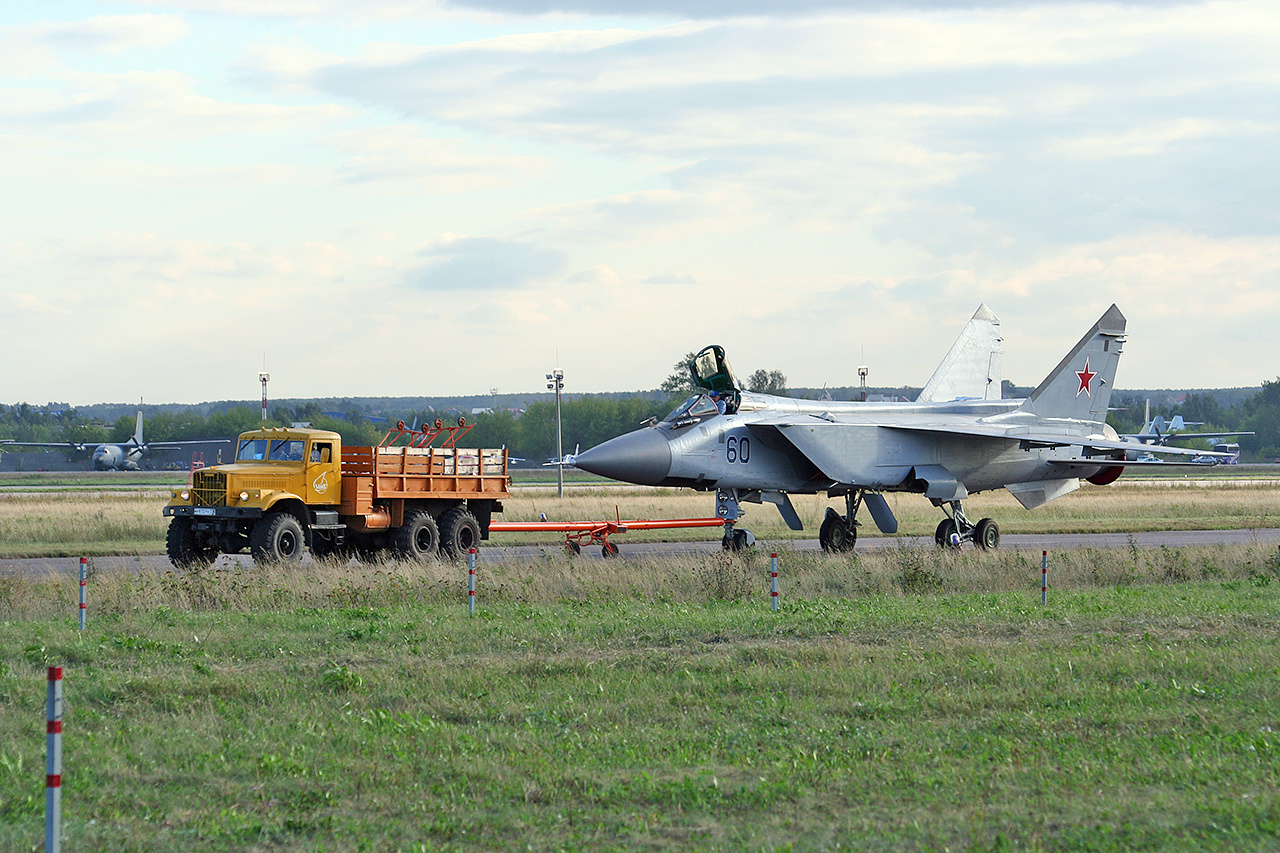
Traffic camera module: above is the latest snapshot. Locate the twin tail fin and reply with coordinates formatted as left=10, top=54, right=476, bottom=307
left=1019, top=304, right=1125, bottom=422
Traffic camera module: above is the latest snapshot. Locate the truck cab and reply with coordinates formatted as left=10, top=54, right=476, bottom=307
left=231, top=429, right=342, bottom=506
left=165, top=427, right=344, bottom=565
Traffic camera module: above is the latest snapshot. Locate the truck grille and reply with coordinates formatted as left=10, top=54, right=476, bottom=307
left=191, top=470, right=227, bottom=507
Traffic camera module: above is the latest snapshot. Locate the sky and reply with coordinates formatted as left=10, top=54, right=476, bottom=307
left=2, top=0, right=1277, bottom=406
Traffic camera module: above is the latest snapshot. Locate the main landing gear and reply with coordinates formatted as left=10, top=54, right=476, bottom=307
left=933, top=500, right=1000, bottom=551
left=818, top=491, right=862, bottom=553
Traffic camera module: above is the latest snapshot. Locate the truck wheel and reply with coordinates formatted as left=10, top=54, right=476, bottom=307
left=439, top=507, right=480, bottom=559
left=250, top=513, right=305, bottom=564
left=166, top=517, right=218, bottom=569
left=393, top=509, right=440, bottom=560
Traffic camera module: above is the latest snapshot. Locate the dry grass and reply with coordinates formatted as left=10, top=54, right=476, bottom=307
left=499, top=480, right=1280, bottom=543
left=4, top=538, right=1276, bottom=621
left=1, top=480, right=1278, bottom=557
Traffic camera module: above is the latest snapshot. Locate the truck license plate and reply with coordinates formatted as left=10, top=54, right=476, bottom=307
left=194, top=507, right=215, bottom=516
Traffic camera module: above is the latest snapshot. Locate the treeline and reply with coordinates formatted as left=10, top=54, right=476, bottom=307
left=0, top=396, right=677, bottom=466
left=6, top=379, right=1280, bottom=463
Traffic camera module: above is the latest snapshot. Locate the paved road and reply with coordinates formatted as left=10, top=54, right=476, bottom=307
left=5, top=527, right=1280, bottom=577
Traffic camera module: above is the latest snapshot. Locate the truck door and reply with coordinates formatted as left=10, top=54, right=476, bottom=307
left=305, top=440, right=340, bottom=505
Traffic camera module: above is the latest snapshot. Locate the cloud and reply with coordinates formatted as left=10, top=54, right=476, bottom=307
left=442, top=0, right=1197, bottom=19
left=1, top=69, right=347, bottom=140
left=404, top=235, right=568, bottom=291
left=262, top=4, right=1279, bottom=253
left=0, top=13, right=188, bottom=74
left=642, top=270, right=697, bottom=284
left=326, top=126, right=550, bottom=190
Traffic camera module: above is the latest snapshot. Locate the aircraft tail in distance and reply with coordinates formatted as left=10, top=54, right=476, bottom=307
left=1020, top=304, right=1125, bottom=422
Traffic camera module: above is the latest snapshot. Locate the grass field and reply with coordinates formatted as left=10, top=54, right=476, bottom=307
left=2, top=545, right=1280, bottom=851
left=2, top=475, right=1279, bottom=848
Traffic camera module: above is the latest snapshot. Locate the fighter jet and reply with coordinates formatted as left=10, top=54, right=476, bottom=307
left=574, top=304, right=1225, bottom=551
left=3, top=411, right=225, bottom=471
left=1122, top=400, right=1251, bottom=451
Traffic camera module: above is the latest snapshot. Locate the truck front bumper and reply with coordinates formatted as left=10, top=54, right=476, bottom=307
left=164, top=505, right=265, bottom=520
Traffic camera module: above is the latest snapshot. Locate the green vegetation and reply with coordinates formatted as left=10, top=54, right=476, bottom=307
left=2, top=546, right=1279, bottom=851
left=7, top=376, right=1280, bottom=467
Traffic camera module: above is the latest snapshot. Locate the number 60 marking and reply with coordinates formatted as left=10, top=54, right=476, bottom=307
left=726, top=435, right=750, bottom=464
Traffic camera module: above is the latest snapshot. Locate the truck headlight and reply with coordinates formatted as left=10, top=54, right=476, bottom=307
left=239, top=491, right=250, bottom=502
left=179, top=489, right=190, bottom=501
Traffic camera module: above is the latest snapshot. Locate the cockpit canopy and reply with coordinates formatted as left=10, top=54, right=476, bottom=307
left=688, top=345, right=740, bottom=394
left=664, top=393, right=721, bottom=424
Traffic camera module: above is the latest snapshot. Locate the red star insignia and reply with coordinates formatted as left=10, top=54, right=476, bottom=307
left=1076, top=357, right=1097, bottom=398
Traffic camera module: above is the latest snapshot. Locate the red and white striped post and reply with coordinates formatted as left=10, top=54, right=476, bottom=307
left=1041, top=550, right=1048, bottom=606
left=46, top=666, right=63, bottom=853
left=467, top=548, right=477, bottom=615
left=770, top=553, right=779, bottom=611
left=78, top=557, right=87, bottom=631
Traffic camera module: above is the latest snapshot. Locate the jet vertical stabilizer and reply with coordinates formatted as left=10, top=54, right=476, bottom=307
left=916, top=303, right=1003, bottom=403
left=1020, top=304, right=1125, bottom=422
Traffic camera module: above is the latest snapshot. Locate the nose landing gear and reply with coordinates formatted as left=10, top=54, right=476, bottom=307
left=933, top=500, right=1000, bottom=550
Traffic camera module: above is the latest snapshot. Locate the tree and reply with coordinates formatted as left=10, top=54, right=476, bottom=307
left=747, top=369, right=787, bottom=395
left=659, top=352, right=698, bottom=398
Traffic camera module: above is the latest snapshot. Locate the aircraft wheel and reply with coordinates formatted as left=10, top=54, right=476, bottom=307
left=934, top=518, right=961, bottom=550
left=166, top=517, right=218, bottom=569
left=975, top=518, right=1000, bottom=551
left=721, top=528, right=752, bottom=551
left=819, top=510, right=856, bottom=552
left=439, top=507, right=481, bottom=560
left=393, top=509, right=440, bottom=560
left=601, top=541, right=619, bottom=558
left=250, top=513, right=305, bottom=564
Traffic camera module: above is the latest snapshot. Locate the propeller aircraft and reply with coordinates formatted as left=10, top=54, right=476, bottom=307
left=3, top=411, right=226, bottom=471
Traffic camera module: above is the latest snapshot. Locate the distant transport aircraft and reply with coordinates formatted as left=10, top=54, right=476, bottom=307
left=573, top=304, right=1228, bottom=552
left=2, top=411, right=227, bottom=471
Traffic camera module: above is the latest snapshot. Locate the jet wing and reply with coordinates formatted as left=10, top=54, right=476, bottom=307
left=1121, top=431, right=1251, bottom=443
left=3, top=441, right=97, bottom=450
left=879, top=424, right=1227, bottom=459
left=144, top=440, right=230, bottom=448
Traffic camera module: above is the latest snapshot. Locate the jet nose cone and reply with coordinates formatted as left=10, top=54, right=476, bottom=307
left=574, top=429, right=672, bottom=486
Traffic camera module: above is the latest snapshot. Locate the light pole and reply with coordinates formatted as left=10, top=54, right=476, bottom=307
left=546, top=368, right=564, bottom=498
left=259, top=372, right=270, bottom=422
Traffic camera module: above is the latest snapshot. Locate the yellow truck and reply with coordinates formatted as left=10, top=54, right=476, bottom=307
left=163, top=422, right=509, bottom=568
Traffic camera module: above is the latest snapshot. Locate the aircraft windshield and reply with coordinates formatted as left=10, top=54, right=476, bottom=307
left=665, top=394, right=719, bottom=422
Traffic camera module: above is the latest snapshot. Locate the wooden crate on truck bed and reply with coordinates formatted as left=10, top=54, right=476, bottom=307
left=340, top=445, right=510, bottom=513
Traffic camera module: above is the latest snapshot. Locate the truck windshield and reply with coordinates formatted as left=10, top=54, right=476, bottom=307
left=237, top=439, right=268, bottom=461
left=236, top=438, right=306, bottom=461
left=269, top=439, right=305, bottom=461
